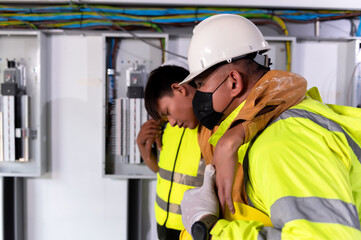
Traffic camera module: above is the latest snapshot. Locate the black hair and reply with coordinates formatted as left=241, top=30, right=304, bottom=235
left=144, top=65, right=192, bottom=120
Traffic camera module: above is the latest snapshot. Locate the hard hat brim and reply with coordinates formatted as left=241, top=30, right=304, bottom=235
left=179, top=67, right=206, bottom=85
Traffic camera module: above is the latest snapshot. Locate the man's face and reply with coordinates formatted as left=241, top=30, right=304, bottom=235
left=193, top=70, right=232, bottom=113
left=157, top=91, right=199, bottom=129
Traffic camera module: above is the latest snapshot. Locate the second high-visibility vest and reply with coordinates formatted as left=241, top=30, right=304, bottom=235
left=155, top=123, right=204, bottom=230
left=208, top=87, right=361, bottom=240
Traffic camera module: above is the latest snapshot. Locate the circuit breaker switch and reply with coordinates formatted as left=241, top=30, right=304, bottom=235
left=15, top=128, right=29, bottom=138
left=1, top=82, right=18, bottom=96
left=127, top=86, right=144, bottom=98
left=126, top=64, right=147, bottom=99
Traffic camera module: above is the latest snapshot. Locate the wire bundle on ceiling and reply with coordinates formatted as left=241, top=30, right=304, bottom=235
left=0, top=5, right=360, bottom=32
left=1, top=4, right=360, bottom=71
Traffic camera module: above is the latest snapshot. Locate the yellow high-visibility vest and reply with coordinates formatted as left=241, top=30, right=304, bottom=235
left=209, top=87, right=361, bottom=240
left=155, top=123, right=204, bottom=230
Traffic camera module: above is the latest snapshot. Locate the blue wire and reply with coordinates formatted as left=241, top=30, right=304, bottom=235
left=109, top=38, right=114, bottom=68
left=278, top=13, right=340, bottom=21
left=357, top=16, right=361, bottom=37
left=4, top=10, right=346, bottom=23
left=0, top=6, right=355, bottom=25
left=0, top=7, right=28, bottom=12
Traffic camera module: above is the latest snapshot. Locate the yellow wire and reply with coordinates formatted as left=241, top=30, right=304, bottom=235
left=270, top=15, right=291, bottom=71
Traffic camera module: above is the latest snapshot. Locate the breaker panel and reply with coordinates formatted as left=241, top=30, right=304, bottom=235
left=1, top=59, right=30, bottom=162
left=0, top=31, right=48, bottom=177
left=295, top=38, right=361, bottom=106
left=103, top=33, right=168, bottom=178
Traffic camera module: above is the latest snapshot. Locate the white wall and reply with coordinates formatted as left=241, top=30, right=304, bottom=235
left=25, top=35, right=129, bottom=240
left=0, top=177, right=2, bottom=240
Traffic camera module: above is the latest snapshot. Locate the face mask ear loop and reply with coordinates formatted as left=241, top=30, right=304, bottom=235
left=212, top=74, right=234, bottom=113
left=212, top=75, right=229, bottom=94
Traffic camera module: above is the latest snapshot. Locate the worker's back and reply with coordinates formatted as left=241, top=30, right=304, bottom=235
left=242, top=87, right=361, bottom=239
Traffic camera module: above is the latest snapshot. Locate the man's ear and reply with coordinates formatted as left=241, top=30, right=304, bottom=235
left=171, top=83, right=187, bottom=96
left=229, top=70, right=243, bottom=97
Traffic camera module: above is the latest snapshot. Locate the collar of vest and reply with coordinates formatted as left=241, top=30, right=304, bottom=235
left=208, top=99, right=245, bottom=147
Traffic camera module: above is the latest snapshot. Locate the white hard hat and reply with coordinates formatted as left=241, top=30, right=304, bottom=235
left=180, top=14, right=270, bottom=85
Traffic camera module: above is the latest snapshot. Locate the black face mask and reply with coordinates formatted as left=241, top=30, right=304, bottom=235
left=192, top=76, right=234, bottom=130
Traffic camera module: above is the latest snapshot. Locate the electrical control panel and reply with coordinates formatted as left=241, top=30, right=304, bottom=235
left=103, top=32, right=168, bottom=179
left=294, top=38, right=361, bottom=106
left=0, top=31, right=48, bottom=177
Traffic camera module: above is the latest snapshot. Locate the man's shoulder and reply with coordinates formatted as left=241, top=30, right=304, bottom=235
left=250, top=111, right=312, bottom=148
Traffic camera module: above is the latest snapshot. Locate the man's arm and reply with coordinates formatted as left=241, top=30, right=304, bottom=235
left=137, top=119, right=162, bottom=173
left=213, top=123, right=245, bottom=215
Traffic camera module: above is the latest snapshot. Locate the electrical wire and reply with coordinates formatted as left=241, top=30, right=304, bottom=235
left=1, top=5, right=359, bottom=33
left=0, top=4, right=360, bottom=67
left=77, top=0, right=187, bottom=59
left=0, top=14, right=37, bottom=29
left=1, top=5, right=359, bottom=29
left=109, top=38, right=114, bottom=68
left=111, top=38, right=120, bottom=69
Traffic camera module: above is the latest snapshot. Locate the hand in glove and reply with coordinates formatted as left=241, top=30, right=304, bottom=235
left=181, top=164, right=220, bottom=235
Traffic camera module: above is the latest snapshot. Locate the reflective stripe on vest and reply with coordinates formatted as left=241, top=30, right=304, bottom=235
left=271, top=196, right=360, bottom=230
left=257, top=197, right=361, bottom=240
left=158, top=158, right=205, bottom=187
left=274, top=108, right=361, bottom=162
left=258, top=227, right=281, bottom=240
left=156, top=193, right=182, bottom=215
left=243, top=108, right=361, bottom=238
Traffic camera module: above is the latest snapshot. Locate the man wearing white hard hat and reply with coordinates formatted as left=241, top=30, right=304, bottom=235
left=180, top=14, right=361, bottom=240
